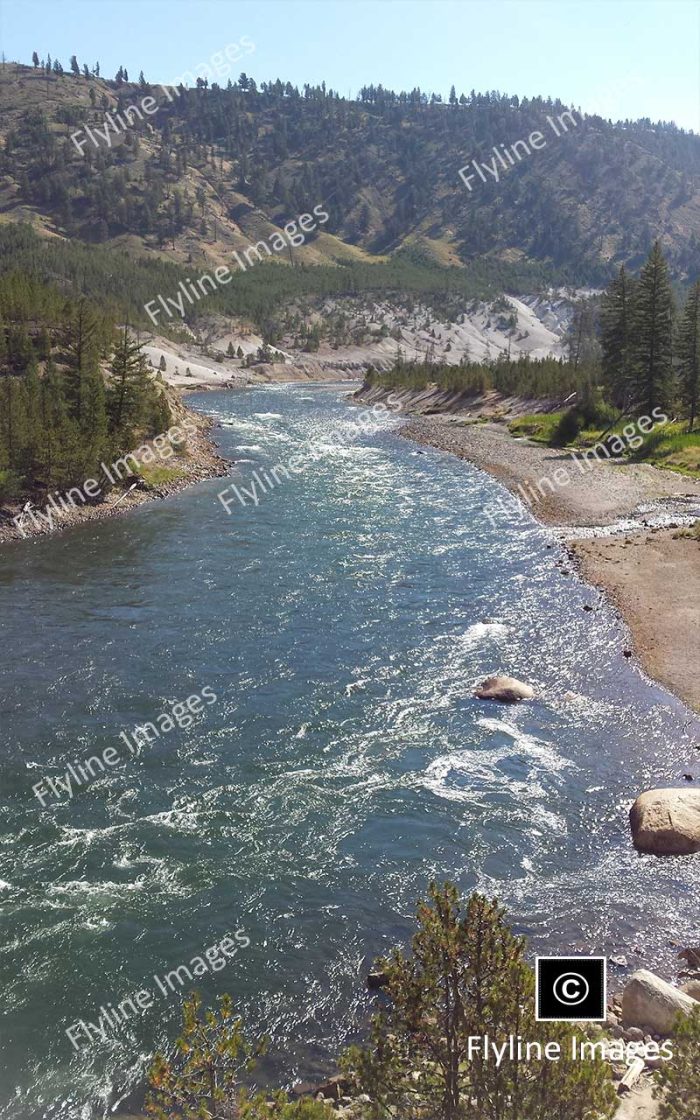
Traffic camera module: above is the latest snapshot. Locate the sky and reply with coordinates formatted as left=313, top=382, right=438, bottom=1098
left=1, top=0, right=699, bottom=130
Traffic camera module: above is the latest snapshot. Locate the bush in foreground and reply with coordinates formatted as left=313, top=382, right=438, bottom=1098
left=145, top=992, right=333, bottom=1120
left=656, top=1005, right=700, bottom=1119
left=146, top=886, right=618, bottom=1119
left=343, top=884, right=616, bottom=1120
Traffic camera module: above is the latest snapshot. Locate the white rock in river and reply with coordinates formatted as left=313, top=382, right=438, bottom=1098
left=629, top=788, right=700, bottom=855
left=621, top=969, right=698, bottom=1034
left=474, top=675, right=535, bottom=703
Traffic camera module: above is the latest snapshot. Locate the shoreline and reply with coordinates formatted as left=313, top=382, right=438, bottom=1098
left=0, top=407, right=230, bottom=547
left=0, top=376, right=359, bottom=548
left=381, top=400, right=700, bottom=715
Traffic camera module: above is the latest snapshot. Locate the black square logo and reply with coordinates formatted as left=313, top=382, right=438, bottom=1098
left=535, top=956, right=606, bottom=1021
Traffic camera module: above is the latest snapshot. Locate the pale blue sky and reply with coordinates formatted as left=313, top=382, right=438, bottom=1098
left=1, top=0, right=698, bottom=129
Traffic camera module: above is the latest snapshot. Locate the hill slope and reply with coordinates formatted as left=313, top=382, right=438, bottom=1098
left=1, top=61, right=699, bottom=286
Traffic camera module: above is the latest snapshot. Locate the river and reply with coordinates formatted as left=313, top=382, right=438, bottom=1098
left=1, top=382, right=698, bottom=1118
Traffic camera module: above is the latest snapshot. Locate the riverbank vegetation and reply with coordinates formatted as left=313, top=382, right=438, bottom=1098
left=146, top=884, right=617, bottom=1120
left=367, top=243, right=700, bottom=476
left=0, top=271, right=171, bottom=502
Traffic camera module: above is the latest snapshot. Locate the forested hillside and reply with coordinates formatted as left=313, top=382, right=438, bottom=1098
left=1, top=55, right=699, bottom=512
left=1, top=58, right=699, bottom=284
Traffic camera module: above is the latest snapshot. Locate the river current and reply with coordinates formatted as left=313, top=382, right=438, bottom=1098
left=1, top=383, right=698, bottom=1118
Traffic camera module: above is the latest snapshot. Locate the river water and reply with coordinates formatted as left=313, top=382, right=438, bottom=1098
left=1, top=383, right=698, bottom=1119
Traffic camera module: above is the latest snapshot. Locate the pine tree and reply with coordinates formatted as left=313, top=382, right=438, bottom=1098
left=79, top=366, right=109, bottom=478
left=16, top=361, right=42, bottom=483
left=106, top=325, right=151, bottom=437
left=630, top=241, right=675, bottom=415
left=62, top=300, right=99, bottom=425
left=677, top=280, right=700, bottom=431
left=600, top=265, right=635, bottom=407
left=70, top=55, right=80, bottom=77
left=226, top=340, right=235, bottom=357
left=344, top=884, right=616, bottom=1120
left=0, top=376, right=23, bottom=471
left=35, top=360, right=82, bottom=489
left=32, top=51, right=40, bottom=69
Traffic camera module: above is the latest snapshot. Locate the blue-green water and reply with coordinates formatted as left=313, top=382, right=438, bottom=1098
left=1, top=383, right=699, bottom=1119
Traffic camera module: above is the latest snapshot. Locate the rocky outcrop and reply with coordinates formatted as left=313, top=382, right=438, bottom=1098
left=474, top=675, right=535, bottom=703
left=621, top=969, right=698, bottom=1034
left=629, top=788, right=700, bottom=855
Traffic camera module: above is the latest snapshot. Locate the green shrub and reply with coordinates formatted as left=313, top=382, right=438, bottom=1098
left=344, top=883, right=616, bottom=1120
left=551, top=407, right=584, bottom=446
left=508, top=412, right=564, bottom=442
left=656, top=1005, right=700, bottom=1118
left=146, top=992, right=334, bottom=1120
left=629, top=423, right=700, bottom=476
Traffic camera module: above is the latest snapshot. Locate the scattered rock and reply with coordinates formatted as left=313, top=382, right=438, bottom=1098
left=645, top=1055, right=667, bottom=1070
left=629, top=788, right=700, bottom=855
left=316, top=1075, right=352, bottom=1101
left=684, top=774, right=694, bottom=782
left=583, top=604, right=594, bottom=612
left=291, top=1082, right=318, bottom=1099
left=366, top=970, right=389, bottom=990
left=623, top=649, right=633, bottom=658
left=623, top=1026, right=645, bottom=1042
left=474, top=675, right=535, bottom=703
left=621, top=969, right=698, bottom=1033
left=678, top=946, right=700, bottom=969
left=681, top=980, right=700, bottom=1000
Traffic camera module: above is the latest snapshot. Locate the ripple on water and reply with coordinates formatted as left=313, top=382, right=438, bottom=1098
left=0, top=383, right=698, bottom=1119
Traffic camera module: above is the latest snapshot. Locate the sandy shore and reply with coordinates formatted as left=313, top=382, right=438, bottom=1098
left=396, top=411, right=700, bottom=713
left=570, top=530, right=700, bottom=713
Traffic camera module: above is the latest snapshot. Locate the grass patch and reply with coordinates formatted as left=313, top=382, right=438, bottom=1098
left=629, top=423, right=700, bottom=477
left=508, top=413, right=563, bottom=442
left=672, top=520, right=700, bottom=540
left=137, top=464, right=187, bottom=487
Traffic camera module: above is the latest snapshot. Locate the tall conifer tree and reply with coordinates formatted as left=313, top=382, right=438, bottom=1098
left=677, top=280, right=700, bottom=431
left=601, top=265, right=635, bottom=407
left=630, top=241, right=675, bottom=415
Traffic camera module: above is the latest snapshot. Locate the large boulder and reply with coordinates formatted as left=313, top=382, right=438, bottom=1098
left=474, top=675, right=535, bottom=703
left=629, top=788, right=700, bottom=855
left=621, top=969, right=698, bottom=1034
